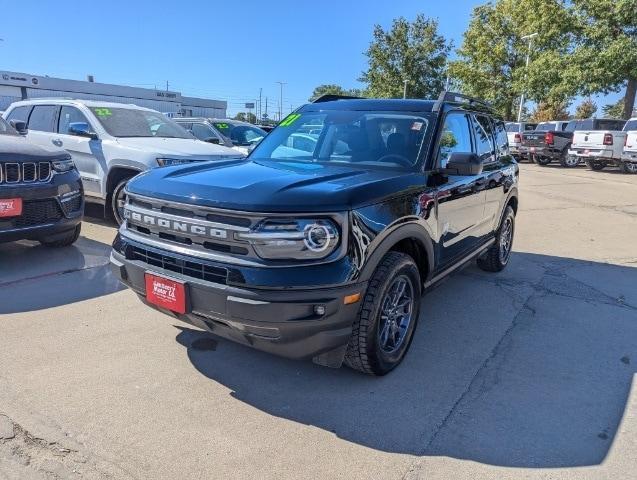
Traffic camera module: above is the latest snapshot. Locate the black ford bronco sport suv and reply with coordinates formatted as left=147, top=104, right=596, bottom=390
left=110, top=92, right=519, bottom=375
left=0, top=116, right=83, bottom=246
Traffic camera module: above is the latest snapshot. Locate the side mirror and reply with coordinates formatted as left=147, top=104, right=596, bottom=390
left=444, top=152, right=483, bottom=176
left=68, top=122, right=98, bottom=140
left=10, top=120, right=28, bottom=136
left=204, top=137, right=221, bottom=145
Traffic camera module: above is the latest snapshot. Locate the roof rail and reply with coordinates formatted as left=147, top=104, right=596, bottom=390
left=311, top=94, right=364, bottom=103
left=433, top=91, right=493, bottom=112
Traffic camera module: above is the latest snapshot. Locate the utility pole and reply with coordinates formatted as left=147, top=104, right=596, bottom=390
left=403, top=80, right=408, bottom=99
left=259, top=88, right=262, bottom=123
left=265, top=97, right=268, bottom=121
left=517, top=32, right=538, bottom=122
left=276, top=81, right=286, bottom=122
left=166, top=80, right=169, bottom=92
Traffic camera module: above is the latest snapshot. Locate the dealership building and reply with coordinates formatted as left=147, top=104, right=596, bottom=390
left=0, top=70, right=226, bottom=117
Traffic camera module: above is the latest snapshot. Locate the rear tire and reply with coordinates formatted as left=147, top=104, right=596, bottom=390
left=586, top=160, right=606, bottom=171
left=39, top=224, right=81, bottom=248
left=560, top=154, right=579, bottom=168
left=345, top=252, right=421, bottom=376
left=477, top=206, right=515, bottom=273
left=621, top=162, right=637, bottom=174
left=535, top=156, right=552, bottom=166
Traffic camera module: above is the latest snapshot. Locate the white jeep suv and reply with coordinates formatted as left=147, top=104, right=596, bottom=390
left=3, top=99, right=244, bottom=223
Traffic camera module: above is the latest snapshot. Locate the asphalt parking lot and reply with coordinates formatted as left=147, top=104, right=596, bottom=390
left=1, top=163, right=636, bottom=480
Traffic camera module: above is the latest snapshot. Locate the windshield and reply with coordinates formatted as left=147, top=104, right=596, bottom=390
left=250, top=110, right=431, bottom=169
left=213, top=122, right=266, bottom=146
left=90, top=107, right=193, bottom=139
left=535, top=123, right=556, bottom=132
left=0, top=116, right=19, bottom=136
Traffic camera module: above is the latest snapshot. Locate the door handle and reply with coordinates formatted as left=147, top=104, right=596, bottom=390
left=52, top=139, right=63, bottom=147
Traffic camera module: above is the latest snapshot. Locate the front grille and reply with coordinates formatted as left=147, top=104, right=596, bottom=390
left=130, top=245, right=228, bottom=285
left=60, top=194, right=83, bottom=216
left=0, top=162, right=53, bottom=184
left=12, top=199, right=63, bottom=228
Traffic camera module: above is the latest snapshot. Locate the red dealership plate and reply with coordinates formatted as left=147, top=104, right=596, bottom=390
left=145, top=273, right=187, bottom=314
left=0, top=198, right=22, bottom=218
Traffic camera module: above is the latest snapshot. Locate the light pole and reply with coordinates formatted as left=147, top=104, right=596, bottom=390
left=403, top=80, right=408, bottom=99
left=276, top=81, right=286, bottom=122
left=517, top=32, right=538, bottom=122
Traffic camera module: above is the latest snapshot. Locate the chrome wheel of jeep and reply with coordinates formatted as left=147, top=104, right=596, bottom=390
left=499, top=216, right=514, bottom=264
left=378, top=275, right=414, bottom=354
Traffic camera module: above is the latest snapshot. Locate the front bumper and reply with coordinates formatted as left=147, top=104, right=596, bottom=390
left=0, top=171, right=84, bottom=243
left=110, top=244, right=366, bottom=364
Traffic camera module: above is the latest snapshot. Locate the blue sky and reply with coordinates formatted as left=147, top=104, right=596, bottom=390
left=1, top=0, right=620, bottom=116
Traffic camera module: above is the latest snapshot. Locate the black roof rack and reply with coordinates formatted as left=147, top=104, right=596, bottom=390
left=311, top=94, right=364, bottom=103
left=433, top=91, right=493, bottom=112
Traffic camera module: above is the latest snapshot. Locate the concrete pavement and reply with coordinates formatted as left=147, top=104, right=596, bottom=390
left=1, top=164, right=636, bottom=479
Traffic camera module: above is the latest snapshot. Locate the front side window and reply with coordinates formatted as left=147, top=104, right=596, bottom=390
left=89, top=107, right=192, bottom=138
left=58, top=106, right=91, bottom=135
left=6, top=105, right=32, bottom=124
left=251, top=110, right=431, bottom=169
left=624, top=120, right=637, bottom=132
left=191, top=123, right=220, bottom=142
left=437, top=113, right=472, bottom=168
left=28, top=105, right=58, bottom=132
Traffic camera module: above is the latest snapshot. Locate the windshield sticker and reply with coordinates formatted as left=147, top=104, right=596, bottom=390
left=411, top=121, right=424, bottom=131
left=94, top=108, right=112, bottom=117
left=280, top=113, right=301, bottom=127
left=214, top=123, right=229, bottom=130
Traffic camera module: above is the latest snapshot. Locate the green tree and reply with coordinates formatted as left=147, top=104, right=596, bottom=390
left=234, top=112, right=256, bottom=123
left=565, top=0, right=637, bottom=119
left=574, top=98, right=598, bottom=119
left=450, top=0, right=573, bottom=120
left=530, top=100, right=571, bottom=122
left=360, top=15, right=451, bottom=99
left=309, top=84, right=362, bottom=101
left=602, top=99, right=625, bottom=119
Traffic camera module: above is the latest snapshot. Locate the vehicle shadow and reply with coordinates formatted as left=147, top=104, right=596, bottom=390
left=0, top=235, right=124, bottom=314
left=174, top=252, right=637, bottom=469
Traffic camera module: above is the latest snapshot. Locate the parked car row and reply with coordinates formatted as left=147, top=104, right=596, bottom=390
left=507, top=117, right=637, bottom=173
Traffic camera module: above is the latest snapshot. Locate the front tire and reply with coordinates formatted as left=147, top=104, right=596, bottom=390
left=621, top=162, right=637, bottom=174
left=477, top=206, right=515, bottom=273
left=111, top=178, right=131, bottom=225
left=560, top=154, right=580, bottom=168
left=39, top=224, right=81, bottom=248
left=586, top=160, right=606, bottom=171
left=345, top=252, right=421, bottom=376
left=535, top=156, right=552, bottom=166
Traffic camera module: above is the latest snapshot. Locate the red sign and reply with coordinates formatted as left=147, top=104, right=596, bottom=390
left=0, top=198, right=22, bottom=218
left=145, top=273, right=187, bottom=314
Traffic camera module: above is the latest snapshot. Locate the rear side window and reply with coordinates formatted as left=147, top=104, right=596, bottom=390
left=437, top=113, right=472, bottom=168
left=473, top=115, right=496, bottom=162
left=494, top=121, right=509, bottom=156
left=6, top=105, right=32, bottom=124
left=624, top=120, right=637, bottom=132
left=28, top=105, right=58, bottom=132
left=58, top=106, right=91, bottom=135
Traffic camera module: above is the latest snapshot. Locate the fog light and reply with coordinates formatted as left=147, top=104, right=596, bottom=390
left=314, top=305, right=326, bottom=316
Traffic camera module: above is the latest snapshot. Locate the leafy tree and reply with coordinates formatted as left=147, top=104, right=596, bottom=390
left=566, top=0, right=637, bottom=119
left=360, top=15, right=451, bottom=99
left=309, top=84, right=363, bottom=101
left=450, top=0, right=573, bottom=120
left=602, top=99, right=625, bottom=119
left=530, top=100, right=571, bottom=122
left=234, top=112, right=256, bottom=123
left=574, top=98, right=598, bottom=119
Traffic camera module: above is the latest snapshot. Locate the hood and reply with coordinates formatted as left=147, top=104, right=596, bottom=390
left=115, top=137, right=244, bottom=159
left=126, top=159, right=425, bottom=212
left=0, top=134, right=70, bottom=162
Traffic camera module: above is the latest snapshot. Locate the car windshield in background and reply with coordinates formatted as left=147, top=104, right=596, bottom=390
left=505, top=123, right=519, bottom=133
left=535, top=123, right=556, bottom=132
left=213, top=122, right=266, bottom=146
left=625, top=120, right=637, bottom=131
left=0, top=116, right=18, bottom=136
left=90, top=107, right=193, bottom=139
left=250, top=110, right=431, bottom=169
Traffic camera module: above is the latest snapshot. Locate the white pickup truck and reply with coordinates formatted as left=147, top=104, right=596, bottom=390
left=568, top=118, right=627, bottom=171
left=621, top=118, right=637, bottom=174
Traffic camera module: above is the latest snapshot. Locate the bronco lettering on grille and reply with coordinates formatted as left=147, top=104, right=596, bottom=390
left=125, top=210, right=228, bottom=239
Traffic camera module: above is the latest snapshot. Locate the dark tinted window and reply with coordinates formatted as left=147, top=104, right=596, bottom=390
left=191, top=123, right=220, bottom=142
left=624, top=120, right=637, bottom=132
left=494, top=121, right=509, bottom=156
left=523, top=123, right=538, bottom=131
left=596, top=119, right=626, bottom=131
left=437, top=113, right=472, bottom=168
left=473, top=115, right=496, bottom=161
left=58, top=106, right=91, bottom=135
left=6, top=105, right=32, bottom=124
left=28, top=105, right=58, bottom=132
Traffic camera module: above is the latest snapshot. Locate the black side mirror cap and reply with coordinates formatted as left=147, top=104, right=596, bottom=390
left=443, top=152, right=483, bottom=176
left=204, top=137, right=221, bottom=145
left=68, top=122, right=98, bottom=140
left=9, top=120, right=28, bottom=135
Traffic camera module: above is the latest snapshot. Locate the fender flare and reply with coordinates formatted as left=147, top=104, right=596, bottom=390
left=357, top=223, right=435, bottom=283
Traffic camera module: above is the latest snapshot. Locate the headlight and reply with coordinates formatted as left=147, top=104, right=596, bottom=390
left=52, top=158, right=76, bottom=173
left=156, top=158, right=197, bottom=167
left=238, top=219, right=340, bottom=260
